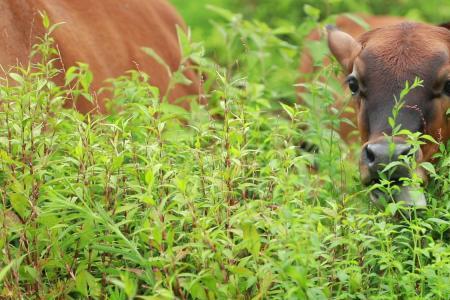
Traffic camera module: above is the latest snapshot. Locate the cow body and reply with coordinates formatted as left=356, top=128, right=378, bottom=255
left=0, top=0, right=200, bottom=113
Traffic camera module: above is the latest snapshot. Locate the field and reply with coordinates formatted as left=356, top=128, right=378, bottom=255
left=2, top=0, right=450, bottom=299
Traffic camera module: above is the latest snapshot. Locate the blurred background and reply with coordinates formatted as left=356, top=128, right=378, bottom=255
left=171, top=0, right=450, bottom=42
left=170, top=0, right=450, bottom=108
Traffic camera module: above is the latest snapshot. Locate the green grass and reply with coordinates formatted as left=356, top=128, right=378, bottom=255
left=2, top=3, right=450, bottom=299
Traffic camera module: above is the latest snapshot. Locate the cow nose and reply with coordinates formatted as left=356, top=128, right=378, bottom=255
left=364, top=143, right=412, bottom=165
left=361, top=142, right=413, bottom=183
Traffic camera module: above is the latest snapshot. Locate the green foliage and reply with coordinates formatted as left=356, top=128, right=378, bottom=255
left=172, top=0, right=450, bottom=31
left=1, top=3, right=450, bottom=299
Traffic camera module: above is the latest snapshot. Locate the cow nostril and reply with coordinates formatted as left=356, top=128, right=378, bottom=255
left=365, top=145, right=376, bottom=163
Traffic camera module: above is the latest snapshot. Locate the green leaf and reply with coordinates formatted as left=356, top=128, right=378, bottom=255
left=39, top=11, right=50, bottom=29
left=176, top=25, right=192, bottom=57
left=76, top=269, right=99, bottom=297
left=9, top=73, right=24, bottom=85
left=141, top=47, right=172, bottom=77
left=421, top=162, right=436, bottom=176
left=303, top=5, right=320, bottom=20
left=76, top=269, right=89, bottom=296
left=343, top=13, right=370, bottom=30
left=388, top=117, right=395, bottom=129
left=229, top=266, right=253, bottom=277
left=152, top=225, right=162, bottom=248
left=420, top=134, right=438, bottom=144
left=79, top=65, right=93, bottom=90
left=171, top=71, right=192, bottom=86
left=121, top=272, right=137, bottom=299
left=111, top=155, right=124, bottom=172
left=23, top=265, right=38, bottom=283
left=280, top=103, right=295, bottom=120
left=206, top=5, right=238, bottom=21
left=427, top=218, right=450, bottom=226
left=189, top=281, right=207, bottom=300
left=141, top=194, right=155, bottom=206
left=242, top=222, right=260, bottom=257
left=79, top=220, right=95, bottom=248
left=0, top=255, right=26, bottom=282
left=10, top=193, right=30, bottom=219
left=145, top=169, right=155, bottom=188
left=65, top=66, right=78, bottom=86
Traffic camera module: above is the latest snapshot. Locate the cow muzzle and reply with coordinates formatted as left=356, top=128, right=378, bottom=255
left=359, top=138, right=427, bottom=208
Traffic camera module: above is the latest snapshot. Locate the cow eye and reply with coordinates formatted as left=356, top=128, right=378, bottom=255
left=444, top=80, right=450, bottom=95
left=347, top=76, right=359, bottom=95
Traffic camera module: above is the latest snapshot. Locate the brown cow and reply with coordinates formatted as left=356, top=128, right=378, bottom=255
left=299, top=16, right=407, bottom=143
left=0, top=0, right=201, bottom=113
left=302, top=16, right=450, bottom=207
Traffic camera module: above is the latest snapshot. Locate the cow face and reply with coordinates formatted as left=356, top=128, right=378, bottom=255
left=327, top=22, right=450, bottom=207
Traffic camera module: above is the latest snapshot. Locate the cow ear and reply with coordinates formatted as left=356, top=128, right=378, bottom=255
left=326, top=25, right=361, bottom=73
left=439, top=22, right=450, bottom=30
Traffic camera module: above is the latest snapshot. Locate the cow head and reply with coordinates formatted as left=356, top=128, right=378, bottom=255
left=327, top=22, right=450, bottom=207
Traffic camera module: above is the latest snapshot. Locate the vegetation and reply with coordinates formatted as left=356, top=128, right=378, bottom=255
left=2, top=1, right=450, bottom=299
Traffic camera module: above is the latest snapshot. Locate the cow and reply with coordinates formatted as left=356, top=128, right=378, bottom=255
left=0, top=0, right=201, bottom=113
left=299, top=16, right=407, bottom=143
left=301, top=15, right=450, bottom=207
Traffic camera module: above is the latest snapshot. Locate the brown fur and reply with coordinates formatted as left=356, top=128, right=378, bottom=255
left=301, top=15, right=450, bottom=189
left=0, top=0, right=201, bottom=113
left=299, top=15, right=407, bottom=142
left=357, top=23, right=450, bottom=80
left=352, top=23, right=450, bottom=153
left=315, top=15, right=450, bottom=189
left=299, top=15, right=406, bottom=78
